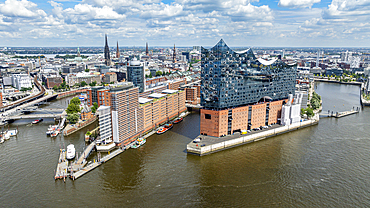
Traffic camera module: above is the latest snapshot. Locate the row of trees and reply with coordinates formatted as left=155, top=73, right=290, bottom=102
left=52, top=81, right=69, bottom=91
left=145, top=71, right=172, bottom=78
left=74, top=80, right=97, bottom=87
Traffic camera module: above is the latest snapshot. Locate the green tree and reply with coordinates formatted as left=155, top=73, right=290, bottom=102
left=85, top=69, right=90, bottom=72
left=42, top=82, right=45, bottom=86
left=60, top=81, right=66, bottom=89
left=155, top=71, right=163, bottom=76
left=66, top=103, right=80, bottom=114
left=70, top=97, right=81, bottom=106
left=80, top=81, right=87, bottom=87
left=67, top=113, right=79, bottom=124
left=301, top=108, right=306, bottom=116
left=91, top=102, right=98, bottom=113
left=89, top=81, right=97, bottom=86
left=110, top=81, right=114, bottom=84
left=149, top=74, right=152, bottom=78
left=52, top=85, right=58, bottom=91
left=306, top=108, right=314, bottom=118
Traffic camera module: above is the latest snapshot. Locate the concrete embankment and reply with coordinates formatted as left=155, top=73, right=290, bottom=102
left=187, top=118, right=319, bottom=156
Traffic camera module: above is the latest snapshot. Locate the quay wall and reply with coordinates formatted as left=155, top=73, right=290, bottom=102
left=187, top=119, right=319, bottom=156
left=314, top=79, right=362, bottom=86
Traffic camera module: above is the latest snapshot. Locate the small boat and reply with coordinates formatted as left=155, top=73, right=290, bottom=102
left=48, top=125, right=58, bottom=131
left=32, top=118, right=43, bottom=124
left=156, top=127, right=169, bottom=135
left=173, top=117, right=183, bottom=124
left=66, top=144, right=76, bottom=160
left=2, top=132, right=10, bottom=140
left=51, top=129, right=60, bottom=137
left=5, top=129, right=18, bottom=137
left=131, top=138, right=146, bottom=149
left=0, top=135, right=4, bottom=144
left=164, top=123, right=173, bottom=130
left=46, top=130, right=54, bottom=136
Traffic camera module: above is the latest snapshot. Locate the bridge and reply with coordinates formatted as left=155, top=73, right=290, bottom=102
left=5, top=111, right=67, bottom=120
left=20, top=107, right=65, bottom=113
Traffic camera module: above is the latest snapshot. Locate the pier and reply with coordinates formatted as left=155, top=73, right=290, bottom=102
left=70, top=141, right=96, bottom=171
left=71, top=148, right=124, bottom=180
left=54, top=149, right=68, bottom=180
left=319, top=109, right=359, bottom=118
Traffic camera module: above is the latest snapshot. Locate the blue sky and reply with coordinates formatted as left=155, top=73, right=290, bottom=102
left=0, top=0, right=369, bottom=47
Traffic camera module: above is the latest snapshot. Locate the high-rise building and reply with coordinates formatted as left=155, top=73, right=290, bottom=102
left=110, top=83, right=144, bottom=146
left=127, top=57, right=145, bottom=93
left=199, top=39, right=297, bottom=137
left=104, top=34, right=111, bottom=66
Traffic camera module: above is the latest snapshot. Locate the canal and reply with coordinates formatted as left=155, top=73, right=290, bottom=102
left=1, top=82, right=369, bottom=207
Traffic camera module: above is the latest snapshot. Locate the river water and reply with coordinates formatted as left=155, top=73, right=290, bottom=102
left=1, top=82, right=369, bottom=207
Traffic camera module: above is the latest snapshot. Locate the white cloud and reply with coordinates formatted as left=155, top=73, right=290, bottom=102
left=279, top=0, right=321, bottom=8
left=64, top=4, right=126, bottom=23
left=0, top=0, right=46, bottom=18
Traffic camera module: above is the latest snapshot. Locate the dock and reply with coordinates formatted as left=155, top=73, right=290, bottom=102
left=319, top=110, right=359, bottom=118
left=70, top=141, right=96, bottom=171
left=54, top=149, right=69, bottom=180
left=187, top=118, right=319, bottom=156
left=71, top=148, right=126, bottom=180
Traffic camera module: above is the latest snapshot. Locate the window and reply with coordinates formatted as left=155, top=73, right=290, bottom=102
left=205, top=114, right=212, bottom=119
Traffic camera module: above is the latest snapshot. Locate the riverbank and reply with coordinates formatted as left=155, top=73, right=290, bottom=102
left=314, top=78, right=363, bottom=86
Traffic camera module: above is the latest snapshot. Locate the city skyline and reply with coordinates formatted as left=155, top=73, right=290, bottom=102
left=0, top=0, right=370, bottom=47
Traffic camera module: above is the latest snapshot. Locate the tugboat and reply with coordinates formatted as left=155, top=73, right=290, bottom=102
left=131, top=138, right=146, bottom=149
left=66, top=144, right=76, bottom=160
left=173, top=117, right=183, bottom=124
left=32, top=118, right=43, bottom=124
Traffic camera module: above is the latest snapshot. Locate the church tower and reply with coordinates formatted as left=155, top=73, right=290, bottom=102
left=116, top=41, right=120, bottom=58
left=104, top=34, right=111, bottom=66
left=146, top=42, right=149, bottom=56
left=173, top=44, right=176, bottom=63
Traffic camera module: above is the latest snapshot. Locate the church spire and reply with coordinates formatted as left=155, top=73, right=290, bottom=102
left=116, top=41, right=120, bottom=58
left=173, top=44, right=176, bottom=63
left=146, top=42, right=149, bottom=56
left=104, top=34, right=111, bottom=66
left=77, top=47, right=81, bottom=57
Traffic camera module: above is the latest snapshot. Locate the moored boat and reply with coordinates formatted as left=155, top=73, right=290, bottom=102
left=66, top=144, right=76, bottom=160
left=48, top=125, right=58, bottom=131
left=5, top=129, right=18, bottom=137
left=173, top=117, right=183, bottom=124
left=156, top=127, right=168, bottom=134
left=164, top=123, right=173, bottom=130
left=32, top=118, right=43, bottom=124
left=131, top=138, right=146, bottom=149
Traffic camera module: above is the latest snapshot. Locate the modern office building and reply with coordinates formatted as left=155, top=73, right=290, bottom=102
left=200, top=39, right=297, bottom=137
left=127, top=57, right=145, bottom=93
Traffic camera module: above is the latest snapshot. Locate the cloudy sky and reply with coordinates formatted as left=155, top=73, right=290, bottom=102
left=0, top=0, right=369, bottom=47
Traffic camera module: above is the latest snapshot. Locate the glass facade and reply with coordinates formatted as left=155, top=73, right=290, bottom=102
left=201, top=39, right=297, bottom=110
left=127, top=65, right=145, bottom=93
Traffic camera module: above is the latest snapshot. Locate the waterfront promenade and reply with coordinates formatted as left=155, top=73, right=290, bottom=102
left=187, top=117, right=319, bottom=156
